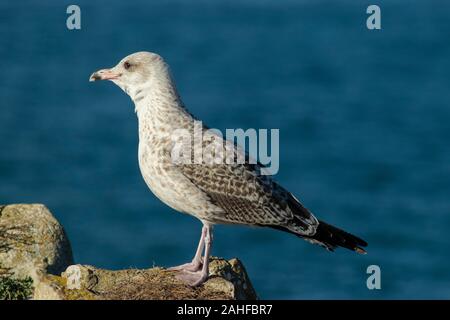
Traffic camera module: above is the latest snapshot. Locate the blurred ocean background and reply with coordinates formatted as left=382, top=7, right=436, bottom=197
left=1, top=0, right=449, bottom=299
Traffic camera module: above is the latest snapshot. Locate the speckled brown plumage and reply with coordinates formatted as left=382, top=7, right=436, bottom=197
left=90, top=51, right=367, bottom=286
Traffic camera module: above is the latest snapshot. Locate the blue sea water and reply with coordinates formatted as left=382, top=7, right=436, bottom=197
left=1, top=0, right=450, bottom=299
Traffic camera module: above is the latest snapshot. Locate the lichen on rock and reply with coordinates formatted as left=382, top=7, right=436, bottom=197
left=37, top=257, right=258, bottom=300
left=1, top=204, right=258, bottom=300
left=0, top=204, right=74, bottom=282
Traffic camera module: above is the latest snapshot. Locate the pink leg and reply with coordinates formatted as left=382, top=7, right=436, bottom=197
left=190, top=225, right=212, bottom=286
left=168, top=225, right=206, bottom=272
left=174, top=223, right=213, bottom=287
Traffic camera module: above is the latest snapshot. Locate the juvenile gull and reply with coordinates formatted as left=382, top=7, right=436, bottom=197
left=90, top=52, right=368, bottom=286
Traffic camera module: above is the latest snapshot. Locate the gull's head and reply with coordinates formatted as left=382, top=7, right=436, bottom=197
left=89, top=51, right=167, bottom=95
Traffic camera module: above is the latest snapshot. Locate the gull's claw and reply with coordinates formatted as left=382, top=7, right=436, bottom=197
left=175, top=270, right=209, bottom=287
left=167, top=260, right=203, bottom=272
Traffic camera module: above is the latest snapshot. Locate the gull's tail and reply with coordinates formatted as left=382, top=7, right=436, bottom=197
left=306, top=220, right=368, bottom=254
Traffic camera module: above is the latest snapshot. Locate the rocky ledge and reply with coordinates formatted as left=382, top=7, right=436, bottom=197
left=0, top=204, right=257, bottom=300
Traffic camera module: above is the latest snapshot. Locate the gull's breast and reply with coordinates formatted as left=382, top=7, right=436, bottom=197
left=137, top=141, right=218, bottom=219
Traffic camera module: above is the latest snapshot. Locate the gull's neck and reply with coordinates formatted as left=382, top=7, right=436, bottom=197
left=130, top=74, right=195, bottom=140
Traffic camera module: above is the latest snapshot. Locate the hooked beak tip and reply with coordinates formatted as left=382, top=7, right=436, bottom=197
left=89, top=73, right=101, bottom=82
left=89, top=69, right=119, bottom=82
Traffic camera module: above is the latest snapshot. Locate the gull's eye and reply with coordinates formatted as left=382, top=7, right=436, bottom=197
left=124, top=61, right=131, bottom=70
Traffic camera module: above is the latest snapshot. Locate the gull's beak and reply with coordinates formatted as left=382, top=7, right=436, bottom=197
left=89, top=69, right=120, bottom=82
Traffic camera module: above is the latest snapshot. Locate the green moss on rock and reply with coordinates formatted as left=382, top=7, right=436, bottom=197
left=0, top=277, right=33, bottom=300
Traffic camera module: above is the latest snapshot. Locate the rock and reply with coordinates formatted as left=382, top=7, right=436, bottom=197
left=1, top=204, right=258, bottom=300
left=0, top=204, right=74, bottom=283
left=35, top=257, right=257, bottom=300
left=208, top=258, right=257, bottom=300
left=33, top=275, right=65, bottom=300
